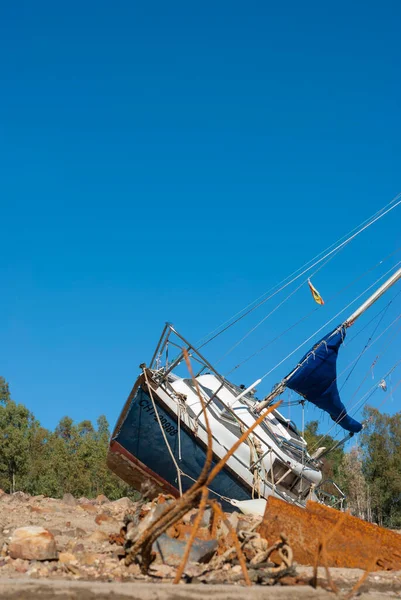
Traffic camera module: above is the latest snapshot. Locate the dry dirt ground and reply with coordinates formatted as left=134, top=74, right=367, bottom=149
left=0, top=491, right=400, bottom=598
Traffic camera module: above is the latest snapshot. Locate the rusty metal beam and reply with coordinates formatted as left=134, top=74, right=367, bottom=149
left=258, top=497, right=401, bottom=571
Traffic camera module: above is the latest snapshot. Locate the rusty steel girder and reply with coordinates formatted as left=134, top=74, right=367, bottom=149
left=258, top=497, right=401, bottom=570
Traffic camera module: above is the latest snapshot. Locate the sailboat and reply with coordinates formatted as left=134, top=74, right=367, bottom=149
left=107, top=265, right=401, bottom=513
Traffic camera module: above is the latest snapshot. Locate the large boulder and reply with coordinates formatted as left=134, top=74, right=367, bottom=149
left=8, top=527, right=58, bottom=561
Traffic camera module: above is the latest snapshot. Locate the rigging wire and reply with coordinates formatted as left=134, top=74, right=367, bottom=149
left=215, top=247, right=344, bottom=366
left=273, top=299, right=401, bottom=411
left=194, top=193, right=401, bottom=351
left=310, top=367, right=401, bottom=455
left=258, top=261, right=401, bottom=383
left=338, top=303, right=391, bottom=393
left=224, top=248, right=401, bottom=376
left=350, top=366, right=401, bottom=421
left=195, top=193, right=401, bottom=349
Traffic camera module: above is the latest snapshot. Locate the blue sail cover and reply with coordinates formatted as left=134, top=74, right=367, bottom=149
left=286, top=326, right=362, bottom=433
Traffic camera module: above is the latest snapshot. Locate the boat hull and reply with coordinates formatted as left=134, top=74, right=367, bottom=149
left=107, top=385, right=253, bottom=510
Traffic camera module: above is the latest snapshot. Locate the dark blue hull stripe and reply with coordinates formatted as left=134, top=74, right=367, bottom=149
left=113, top=386, right=253, bottom=510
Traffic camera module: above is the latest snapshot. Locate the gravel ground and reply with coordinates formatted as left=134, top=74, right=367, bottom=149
left=0, top=491, right=400, bottom=597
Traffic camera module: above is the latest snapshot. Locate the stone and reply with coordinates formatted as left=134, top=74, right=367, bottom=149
left=62, top=527, right=87, bottom=539
left=81, top=552, right=103, bottom=566
left=8, top=527, right=58, bottom=561
left=12, top=558, right=29, bottom=573
left=95, top=494, right=109, bottom=505
left=11, top=492, right=30, bottom=502
left=111, top=547, right=125, bottom=559
left=87, top=530, right=109, bottom=543
left=79, top=503, right=97, bottom=514
left=75, top=528, right=87, bottom=538
left=62, top=493, right=76, bottom=506
left=182, top=508, right=198, bottom=524
left=125, top=502, right=170, bottom=544
left=126, top=563, right=141, bottom=575
left=191, top=508, right=212, bottom=528
left=153, top=533, right=217, bottom=567
left=237, top=514, right=262, bottom=533
left=95, top=512, right=115, bottom=525
left=149, top=563, right=176, bottom=578
left=108, top=497, right=135, bottom=514
left=58, top=552, right=77, bottom=564
left=28, top=506, right=48, bottom=514
left=226, top=511, right=239, bottom=531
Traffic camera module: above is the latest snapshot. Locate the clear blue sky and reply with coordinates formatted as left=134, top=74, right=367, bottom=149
left=1, top=1, right=400, bottom=440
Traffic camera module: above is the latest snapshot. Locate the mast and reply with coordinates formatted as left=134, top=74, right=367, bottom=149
left=255, top=265, right=401, bottom=413
left=344, top=266, right=401, bottom=327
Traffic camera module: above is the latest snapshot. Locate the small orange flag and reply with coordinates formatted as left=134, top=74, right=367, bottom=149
left=308, top=279, right=324, bottom=305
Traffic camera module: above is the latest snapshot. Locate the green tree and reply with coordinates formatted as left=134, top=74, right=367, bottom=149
left=360, top=406, right=401, bottom=527
left=0, top=377, right=138, bottom=500
left=338, top=446, right=369, bottom=520
left=304, top=420, right=344, bottom=481
left=0, top=377, right=11, bottom=404
left=0, top=384, right=35, bottom=492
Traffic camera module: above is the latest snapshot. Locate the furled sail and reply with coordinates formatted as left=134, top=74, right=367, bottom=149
left=286, top=326, right=362, bottom=433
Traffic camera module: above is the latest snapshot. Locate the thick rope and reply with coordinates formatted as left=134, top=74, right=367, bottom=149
left=143, top=368, right=183, bottom=496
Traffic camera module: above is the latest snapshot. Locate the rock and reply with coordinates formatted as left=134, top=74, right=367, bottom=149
left=58, top=552, right=77, bottom=564
left=182, top=508, right=198, bottom=524
left=72, top=543, right=85, bottom=553
left=28, top=506, right=48, bottom=514
left=149, top=563, right=176, bottom=579
left=153, top=533, right=217, bottom=567
left=182, top=507, right=212, bottom=528
left=12, top=558, right=29, bottom=573
left=62, top=527, right=87, bottom=539
left=79, top=503, right=97, bottom=514
left=226, top=511, right=239, bottom=531
left=95, top=494, right=109, bottom=505
left=87, top=530, right=109, bottom=543
left=11, top=492, right=30, bottom=502
left=8, top=527, right=58, bottom=561
left=111, top=547, right=125, bottom=559
left=75, top=527, right=87, bottom=538
left=62, top=493, right=76, bottom=506
left=108, top=497, right=136, bottom=515
left=125, top=501, right=172, bottom=544
left=126, top=562, right=141, bottom=575
left=81, top=552, right=103, bottom=566
left=77, top=497, right=90, bottom=505
left=95, top=512, right=115, bottom=525
left=237, top=514, right=262, bottom=533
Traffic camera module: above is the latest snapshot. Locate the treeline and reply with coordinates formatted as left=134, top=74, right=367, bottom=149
left=1, top=376, right=400, bottom=527
left=0, top=377, right=132, bottom=500
left=305, top=407, right=401, bottom=528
